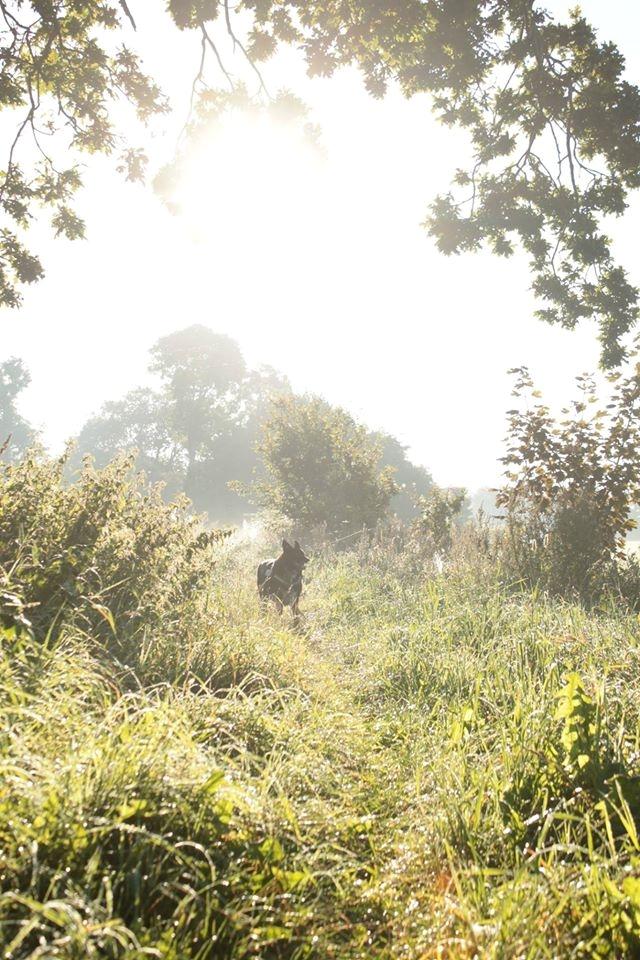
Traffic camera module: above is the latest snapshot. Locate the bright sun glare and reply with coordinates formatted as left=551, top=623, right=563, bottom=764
left=173, top=113, right=328, bottom=259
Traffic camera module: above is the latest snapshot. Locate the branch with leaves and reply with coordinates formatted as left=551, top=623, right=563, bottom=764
left=2, top=1, right=640, bottom=368
left=177, top=0, right=640, bottom=367
left=0, top=0, right=166, bottom=307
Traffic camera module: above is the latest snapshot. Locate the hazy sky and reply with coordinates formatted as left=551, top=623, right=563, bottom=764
left=2, top=1, right=640, bottom=490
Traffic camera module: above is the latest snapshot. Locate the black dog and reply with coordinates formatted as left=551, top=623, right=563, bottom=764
left=257, top=539, right=309, bottom=617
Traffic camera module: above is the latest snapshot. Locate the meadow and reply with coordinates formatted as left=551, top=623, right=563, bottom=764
left=1, top=455, right=640, bottom=958
left=3, top=0, right=640, bottom=955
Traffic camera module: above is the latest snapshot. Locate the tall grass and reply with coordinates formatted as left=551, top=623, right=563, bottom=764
left=2, top=454, right=640, bottom=956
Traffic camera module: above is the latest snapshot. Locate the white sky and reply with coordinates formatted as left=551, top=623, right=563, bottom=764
left=2, top=0, right=640, bottom=490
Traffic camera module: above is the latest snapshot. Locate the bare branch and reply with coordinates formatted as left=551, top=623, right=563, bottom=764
left=223, top=0, right=270, bottom=98
left=119, top=0, right=136, bottom=31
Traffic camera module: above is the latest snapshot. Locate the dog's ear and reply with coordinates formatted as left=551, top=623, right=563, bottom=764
left=282, top=538, right=291, bottom=551
left=294, top=540, right=309, bottom=562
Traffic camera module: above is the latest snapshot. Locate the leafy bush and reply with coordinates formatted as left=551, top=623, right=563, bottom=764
left=497, top=366, right=640, bottom=601
left=249, top=393, right=397, bottom=538
left=0, top=451, right=226, bottom=670
left=412, top=485, right=468, bottom=556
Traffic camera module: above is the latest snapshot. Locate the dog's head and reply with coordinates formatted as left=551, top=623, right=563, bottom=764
left=281, top=538, right=310, bottom=570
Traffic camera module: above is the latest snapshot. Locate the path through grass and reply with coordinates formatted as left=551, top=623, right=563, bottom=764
left=3, top=533, right=640, bottom=957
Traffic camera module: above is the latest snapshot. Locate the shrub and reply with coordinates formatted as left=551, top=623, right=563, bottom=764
left=412, top=485, right=468, bottom=556
left=250, top=393, right=397, bottom=538
left=0, top=450, right=227, bottom=668
left=497, top=366, right=640, bottom=601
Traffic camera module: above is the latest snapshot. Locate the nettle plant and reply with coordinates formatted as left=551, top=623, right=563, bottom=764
left=0, top=449, right=228, bottom=668
left=497, top=364, right=640, bottom=599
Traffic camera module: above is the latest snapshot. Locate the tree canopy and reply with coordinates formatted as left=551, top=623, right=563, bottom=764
left=2, top=2, right=640, bottom=365
left=74, top=325, right=291, bottom=521
left=149, top=326, right=247, bottom=496
left=252, top=393, right=398, bottom=536
left=73, top=327, right=432, bottom=526
left=73, top=386, right=183, bottom=495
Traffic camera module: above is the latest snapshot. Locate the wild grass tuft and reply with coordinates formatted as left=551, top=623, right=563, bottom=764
left=3, top=455, right=640, bottom=956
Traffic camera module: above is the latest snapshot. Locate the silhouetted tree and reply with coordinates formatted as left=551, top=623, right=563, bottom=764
left=74, top=387, right=182, bottom=497
left=190, top=364, right=292, bottom=522
left=0, top=358, right=36, bottom=460
left=74, top=329, right=291, bottom=522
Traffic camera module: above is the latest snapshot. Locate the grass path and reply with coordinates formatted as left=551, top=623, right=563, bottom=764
left=4, top=538, right=640, bottom=956
left=235, top=548, right=640, bottom=957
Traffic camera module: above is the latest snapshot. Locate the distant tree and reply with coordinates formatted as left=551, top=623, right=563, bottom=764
left=74, top=330, right=291, bottom=522
left=73, top=387, right=182, bottom=497
left=253, top=394, right=397, bottom=536
left=191, top=364, right=291, bottom=522
left=242, top=365, right=292, bottom=424
left=75, top=330, right=443, bottom=528
left=0, top=358, right=36, bottom=460
left=373, top=432, right=433, bottom=521
left=149, top=326, right=247, bottom=499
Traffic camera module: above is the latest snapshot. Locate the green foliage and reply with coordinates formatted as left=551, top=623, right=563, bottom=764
left=251, top=393, right=397, bottom=537
left=0, top=356, right=36, bottom=459
left=0, top=1, right=166, bottom=307
left=2, top=3, right=640, bottom=361
left=4, top=459, right=640, bottom=954
left=413, top=485, right=468, bottom=556
left=0, top=450, right=226, bottom=672
left=497, top=365, right=640, bottom=601
left=555, top=672, right=602, bottom=783
left=173, top=0, right=640, bottom=366
left=168, top=0, right=220, bottom=31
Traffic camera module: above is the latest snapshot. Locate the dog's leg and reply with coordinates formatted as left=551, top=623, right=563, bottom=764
left=291, top=596, right=303, bottom=630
